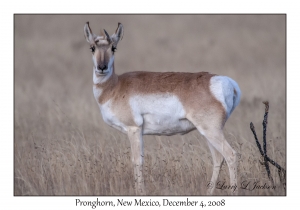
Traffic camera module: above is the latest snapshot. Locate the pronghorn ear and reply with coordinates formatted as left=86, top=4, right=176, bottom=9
left=84, top=22, right=95, bottom=43
left=111, top=23, right=124, bottom=47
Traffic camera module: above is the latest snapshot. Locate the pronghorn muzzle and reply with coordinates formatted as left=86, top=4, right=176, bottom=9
left=97, top=64, right=108, bottom=71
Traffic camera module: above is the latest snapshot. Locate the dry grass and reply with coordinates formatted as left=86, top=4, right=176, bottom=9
left=14, top=15, right=286, bottom=195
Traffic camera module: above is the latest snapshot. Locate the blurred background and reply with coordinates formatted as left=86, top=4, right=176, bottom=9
left=14, top=15, right=286, bottom=195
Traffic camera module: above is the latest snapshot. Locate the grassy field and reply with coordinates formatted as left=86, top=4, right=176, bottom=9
left=14, top=15, right=286, bottom=195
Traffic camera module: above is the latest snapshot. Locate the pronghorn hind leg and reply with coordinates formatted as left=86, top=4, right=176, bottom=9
left=127, top=126, right=145, bottom=195
left=206, top=141, right=224, bottom=195
left=190, top=117, right=238, bottom=195
left=201, top=128, right=238, bottom=195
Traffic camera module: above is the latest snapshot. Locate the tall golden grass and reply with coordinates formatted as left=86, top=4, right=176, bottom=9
left=14, top=15, right=286, bottom=195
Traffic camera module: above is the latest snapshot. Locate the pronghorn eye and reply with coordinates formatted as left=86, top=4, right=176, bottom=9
left=112, top=46, right=117, bottom=52
left=90, top=46, right=95, bottom=53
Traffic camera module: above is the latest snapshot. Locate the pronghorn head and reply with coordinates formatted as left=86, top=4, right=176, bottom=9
left=84, top=22, right=124, bottom=75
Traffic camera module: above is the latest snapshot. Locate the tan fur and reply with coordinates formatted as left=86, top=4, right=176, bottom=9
left=94, top=71, right=226, bottom=128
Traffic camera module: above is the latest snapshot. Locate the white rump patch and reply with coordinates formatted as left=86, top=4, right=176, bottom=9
left=210, top=76, right=240, bottom=119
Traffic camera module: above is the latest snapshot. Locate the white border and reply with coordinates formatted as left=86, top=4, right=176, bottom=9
left=2, top=0, right=298, bottom=209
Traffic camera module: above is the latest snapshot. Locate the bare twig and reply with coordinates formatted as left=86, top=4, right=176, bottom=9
left=250, top=101, right=286, bottom=188
left=250, top=123, right=263, bottom=156
left=261, top=101, right=272, bottom=182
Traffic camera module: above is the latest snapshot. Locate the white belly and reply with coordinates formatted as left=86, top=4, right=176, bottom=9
left=142, top=115, right=195, bottom=135
left=130, top=94, right=195, bottom=135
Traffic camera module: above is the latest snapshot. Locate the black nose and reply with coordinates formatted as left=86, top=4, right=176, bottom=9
left=97, top=64, right=107, bottom=71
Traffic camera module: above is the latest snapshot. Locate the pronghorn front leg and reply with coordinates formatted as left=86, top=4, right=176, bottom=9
left=127, top=126, right=145, bottom=195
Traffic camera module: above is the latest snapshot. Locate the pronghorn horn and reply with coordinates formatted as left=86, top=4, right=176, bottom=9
left=104, top=29, right=111, bottom=43
left=100, top=29, right=105, bottom=37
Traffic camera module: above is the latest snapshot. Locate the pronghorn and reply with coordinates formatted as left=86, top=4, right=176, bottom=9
left=84, top=22, right=241, bottom=195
